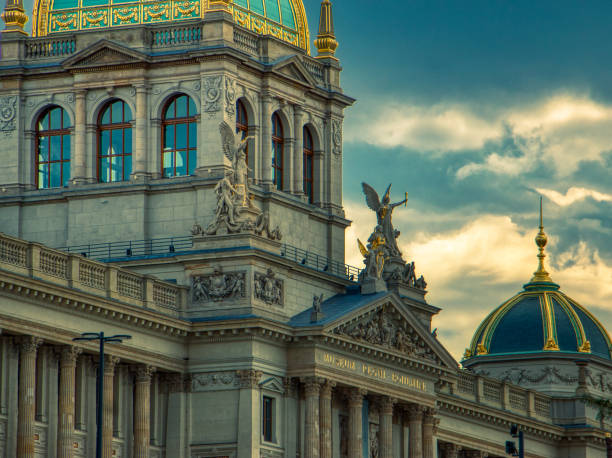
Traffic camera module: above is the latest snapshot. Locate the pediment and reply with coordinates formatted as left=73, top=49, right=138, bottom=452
left=62, top=40, right=149, bottom=70
left=325, top=298, right=457, bottom=370
left=268, top=57, right=316, bottom=88
left=259, top=376, right=285, bottom=394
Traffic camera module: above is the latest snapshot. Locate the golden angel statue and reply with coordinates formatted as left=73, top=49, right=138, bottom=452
left=358, top=225, right=387, bottom=280
left=361, top=182, right=407, bottom=257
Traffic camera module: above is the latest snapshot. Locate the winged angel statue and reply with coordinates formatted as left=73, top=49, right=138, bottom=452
left=220, top=120, right=252, bottom=208
left=361, top=182, right=407, bottom=258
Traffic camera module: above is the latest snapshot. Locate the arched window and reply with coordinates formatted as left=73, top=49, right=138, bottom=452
left=35, top=106, right=71, bottom=189
left=236, top=99, right=248, bottom=165
left=271, top=113, right=283, bottom=190
left=303, top=126, right=314, bottom=203
left=162, top=94, right=197, bottom=178
left=97, top=99, right=133, bottom=183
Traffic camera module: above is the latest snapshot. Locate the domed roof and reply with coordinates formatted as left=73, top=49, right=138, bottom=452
left=32, top=0, right=309, bottom=51
left=463, top=203, right=612, bottom=363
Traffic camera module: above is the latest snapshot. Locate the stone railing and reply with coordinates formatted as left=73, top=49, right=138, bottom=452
left=301, top=57, right=325, bottom=86
left=452, top=370, right=552, bottom=420
left=24, top=35, right=77, bottom=59
left=233, top=27, right=259, bottom=56
left=0, top=233, right=187, bottom=316
left=149, top=22, right=203, bottom=48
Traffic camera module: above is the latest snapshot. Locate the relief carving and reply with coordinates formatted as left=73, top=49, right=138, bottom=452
left=332, top=306, right=441, bottom=363
left=369, top=423, right=379, bottom=458
left=203, top=76, right=222, bottom=112
left=254, top=268, right=283, bottom=305
left=225, top=76, right=236, bottom=115
left=0, top=96, right=18, bottom=133
left=332, top=119, right=342, bottom=155
left=192, top=268, right=246, bottom=303
left=491, top=366, right=579, bottom=385
left=192, top=371, right=238, bottom=391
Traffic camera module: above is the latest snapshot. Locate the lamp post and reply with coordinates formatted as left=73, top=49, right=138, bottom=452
left=73, top=332, right=131, bottom=458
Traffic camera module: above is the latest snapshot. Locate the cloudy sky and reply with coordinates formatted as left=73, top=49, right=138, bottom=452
left=316, top=0, right=612, bottom=361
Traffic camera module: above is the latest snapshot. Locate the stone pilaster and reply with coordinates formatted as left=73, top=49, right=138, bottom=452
left=260, top=95, right=272, bottom=184
left=347, top=388, right=366, bottom=458
left=102, top=355, right=120, bottom=458
left=132, top=84, right=149, bottom=180
left=407, top=405, right=423, bottom=458
left=319, top=380, right=335, bottom=458
left=422, top=408, right=438, bottom=458
left=134, top=365, right=155, bottom=458
left=57, top=345, right=82, bottom=458
left=71, top=89, right=87, bottom=184
left=236, top=369, right=262, bottom=458
left=16, top=336, right=43, bottom=458
left=302, top=377, right=322, bottom=458
left=292, top=105, right=304, bottom=194
left=379, top=397, right=396, bottom=458
left=439, top=443, right=461, bottom=458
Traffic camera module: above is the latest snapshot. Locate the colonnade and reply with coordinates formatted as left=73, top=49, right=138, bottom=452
left=300, top=376, right=439, bottom=458
left=9, top=335, right=157, bottom=458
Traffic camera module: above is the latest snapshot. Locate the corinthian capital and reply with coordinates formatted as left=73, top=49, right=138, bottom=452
left=17, top=335, right=43, bottom=354
left=59, top=345, right=82, bottom=365
left=134, top=364, right=156, bottom=382
left=236, top=369, right=262, bottom=389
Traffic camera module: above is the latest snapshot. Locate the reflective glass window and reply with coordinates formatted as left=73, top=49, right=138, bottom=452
left=97, top=99, right=133, bottom=183
left=236, top=99, right=249, bottom=165
left=35, top=106, right=71, bottom=189
left=303, top=126, right=314, bottom=203
left=161, top=94, right=197, bottom=178
left=271, top=113, right=283, bottom=190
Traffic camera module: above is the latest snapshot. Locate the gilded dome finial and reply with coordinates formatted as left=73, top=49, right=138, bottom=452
left=314, top=0, right=338, bottom=59
left=530, top=196, right=553, bottom=283
left=1, top=0, right=29, bottom=34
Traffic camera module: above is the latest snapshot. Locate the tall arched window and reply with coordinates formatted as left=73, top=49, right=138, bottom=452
left=271, top=113, right=283, bottom=190
left=236, top=99, right=248, bottom=165
left=97, top=99, right=133, bottom=183
left=162, top=94, right=197, bottom=177
left=35, top=106, right=71, bottom=189
left=303, top=126, right=314, bottom=203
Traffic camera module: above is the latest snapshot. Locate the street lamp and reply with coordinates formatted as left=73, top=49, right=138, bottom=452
left=73, top=332, right=131, bottom=458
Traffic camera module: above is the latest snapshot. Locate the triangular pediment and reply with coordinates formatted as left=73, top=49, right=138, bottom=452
left=63, top=40, right=149, bottom=70
left=324, top=296, right=457, bottom=370
left=268, top=56, right=316, bottom=88
left=259, top=376, right=285, bottom=394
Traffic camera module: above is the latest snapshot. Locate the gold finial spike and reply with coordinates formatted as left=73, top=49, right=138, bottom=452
left=530, top=196, right=553, bottom=282
left=1, top=0, right=29, bottom=34
left=314, top=0, right=338, bottom=59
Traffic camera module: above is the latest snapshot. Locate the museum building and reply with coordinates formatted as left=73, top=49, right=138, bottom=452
left=0, top=0, right=611, bottom=456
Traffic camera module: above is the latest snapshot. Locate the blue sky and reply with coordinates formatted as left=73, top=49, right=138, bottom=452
left=320, top=0, right=612, bottom=359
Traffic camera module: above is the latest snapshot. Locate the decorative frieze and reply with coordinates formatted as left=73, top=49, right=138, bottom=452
left=191, top=269, right=246, bottom=303
left=192, top=372, right=238, bottom=391
left=254, top=268, right=283, bottom=306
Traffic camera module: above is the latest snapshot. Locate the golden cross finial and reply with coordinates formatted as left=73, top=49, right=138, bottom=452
left=530, top=196, right=553, bottom=282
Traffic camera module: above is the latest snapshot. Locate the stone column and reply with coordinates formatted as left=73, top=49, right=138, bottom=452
left=132, top=84, right=149, bottom=180
left=293, top=105, right=304, bottom=194
left=379, top=397, right=395, bottom=458
left=57, top=346, right=82, bottom=458
left=72, top=89, right=87, bottom=184
left=134, top=365, right=155, bottom=458
left=102, top=356, right=120, bottom=458
left=16, top=336, right=43, bottom=458
left=407, top=405, right=423, bottom=458
left=439, top=443, right=461, bottom=458
left=347, top=388, right=366, bottom=458
left=319, top=380, right=334, bottom=458
left=303, top=377, right=322, bottom=458
left=422, top=408, right=438, bottom=458
left=261, top=95, right=272, bottom=184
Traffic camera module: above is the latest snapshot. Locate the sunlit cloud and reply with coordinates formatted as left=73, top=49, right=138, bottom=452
left=536, top=186, right=612, bottom=206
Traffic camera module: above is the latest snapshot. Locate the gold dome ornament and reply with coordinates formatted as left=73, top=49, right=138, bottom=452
left=530, top=196, right=553, bottom=283
left=1, top=0, right=29, bottom=34
left=314, top=0, right=338, bottom=59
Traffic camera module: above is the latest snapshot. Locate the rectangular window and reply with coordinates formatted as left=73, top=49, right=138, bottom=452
left=262, top=396, right=274, bottom=442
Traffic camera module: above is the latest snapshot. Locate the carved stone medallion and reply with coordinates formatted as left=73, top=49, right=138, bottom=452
left=203, top=76, right=222, bottom=112
left=192, top=268, right=246, bottom=303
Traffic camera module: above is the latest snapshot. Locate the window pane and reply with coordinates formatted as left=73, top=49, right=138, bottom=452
left=38, top=136, right=49, bottom=162
left=38, top=163, right=49, bottom=189
left=100, top=130, right=110, bottom=156
left=39, top=112, right=49, bottom=131
left=110, top=155, right=122, bottom=182
left=189, top=122, right=197, bottom=147
left=62, top=161, right=70, bottom=187
left=99, top=157, right=109, bottom=183
left=50, top=135, right=62, bottom=161
left=111, top=129, right=123, bottom=154
left=176, top=123, right=187, bottom=149
left=124, top=128, right=132, bottom=154
left=163, top=152, right=174, bottom=177
left=188, top=149, right=196, bottom=175
left=62, top=135, right=71, bottom=160
left=164, top=125, right=175, bottom=149
left=101, top=107, right=111, bottom=125
left=176, top=96, right=187, bottom=118
left=50, top=162, right=61, bottom=188
left=188, top=97, right=197, bottom=116
left=165, top=100, right=175, bottom=120
left=50, top=108, right=62, bottom=130
left=176, top=150, right=187, bottom=176
left=111, top=102, right=122, bottom=124
left=123, top=154, right=132, bottom=180
left=123, top=103, right=132, bottom=122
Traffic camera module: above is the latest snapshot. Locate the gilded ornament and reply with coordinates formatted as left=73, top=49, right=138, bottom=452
left=113, top=7, right=137, bottom=24
left=51, top=12, right=77, bottom=30
left=82, top=9, right=108, bottom=26
left=174, top=0, right=198, bottom=16
left=144, top=3, right=169, bottom=21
